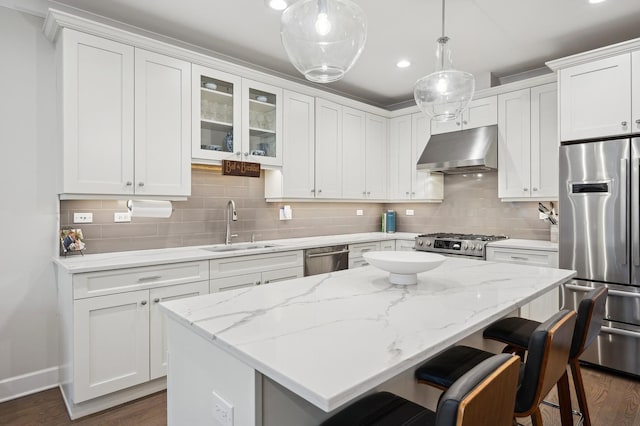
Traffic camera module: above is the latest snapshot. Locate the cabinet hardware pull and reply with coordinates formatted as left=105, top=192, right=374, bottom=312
left=523, top=188, right=528, bottom=191
left=636, top=119, right=640, bottom=124
left=318, top=189, right=322, bottom=193
left=141, top=300, right=147, bottom=306
left=456, top=122, right=460, bottom=126
left=366, top=191, right=370, bottom=195
left=406, top=191, right=410, bottom=195
left=126, top=181, right=132, bottom=186
left=255, top=281, right=261, bottom=285
left=510, top=256, right=529, bottom=261
left=311, top=189, right=315, bottom=193
left=533, top=187, right=538, bottom=191
left=138, top=275, right=161, bottom=282
left=138, top=182, right=144, bottom=187
left=463, top=120, right=468, bottom=125
left=153, top=298, right=160, bottom=303
left=264, top=280, right=270, bottom=284
left=622, top=121, right=628, bottom=126
left=235, top=151, right=241, bottom=156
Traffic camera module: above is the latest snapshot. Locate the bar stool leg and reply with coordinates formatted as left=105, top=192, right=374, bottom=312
left=531, top=408, right=543, bottom=426
left=570, top=359, right=591, bottom=426
left=557, top=371, right=573, bottom=426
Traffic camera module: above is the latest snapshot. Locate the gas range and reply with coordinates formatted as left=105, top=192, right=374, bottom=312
left=414, top=233, right=508, bottom=259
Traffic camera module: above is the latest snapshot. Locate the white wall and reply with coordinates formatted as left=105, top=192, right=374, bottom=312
left=0, top=6, right=59, bottom=401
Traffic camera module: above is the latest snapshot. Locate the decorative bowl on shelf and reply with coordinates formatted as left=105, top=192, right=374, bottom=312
left=363, top=251, right=446, bottom=285
left=204, top=82, right=217, bottom=90
left=256, top=95, right=268, bottom=102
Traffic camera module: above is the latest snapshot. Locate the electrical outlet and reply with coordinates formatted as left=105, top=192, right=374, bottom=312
left=212, top=390, right=233, bottom=426
left=405, top=209, right=414, bottom=216
left=114, top=212, right=131, bottom=223
left=73, top=212, right=93, bottom=223
left=356, top=209, right=364, bottom=216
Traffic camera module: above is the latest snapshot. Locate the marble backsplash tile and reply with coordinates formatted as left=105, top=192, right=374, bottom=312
left=59, top=169, right=553, bottom=254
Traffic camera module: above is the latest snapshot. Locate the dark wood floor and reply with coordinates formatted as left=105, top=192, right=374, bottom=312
left=0, top=365, right=638, bottom=425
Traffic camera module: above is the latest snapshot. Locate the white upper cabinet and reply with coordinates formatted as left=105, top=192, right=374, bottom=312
left=192, top=67, right=282, bottom=166
left=558, top=53, right=632, bottom=141
left=632, top=50, right=640, bottom=134
left=134, top=49, right=191, bottom=196
left=365, top=113, right=388, bottom=199
left=58, top=29, right=191, bottom=197
left=388, top=114, right=443, bottom=201
left=431, top=96, right=498, bottom=135
left=498, top=83, right=558, bottom=200
left=315, top=98, right=343, bottom=199
left=341, top=106, right=367, bottom=199
left=267, top=90, right=315, bottom=199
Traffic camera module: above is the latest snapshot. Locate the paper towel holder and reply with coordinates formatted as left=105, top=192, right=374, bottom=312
left=127, top=200, right=174, bottom=218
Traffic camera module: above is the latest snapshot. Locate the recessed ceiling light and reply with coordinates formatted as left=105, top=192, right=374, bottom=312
left=266, top=0, right=288, bottom=10
left=396, top=60, right=411, bottom=68
left=588, top=0, right=606, bottom=4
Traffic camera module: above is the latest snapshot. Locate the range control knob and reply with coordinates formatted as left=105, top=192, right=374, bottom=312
left=468, top=244, right=474, bottom=250
left=476, top=246, right=482, bottom=251
left=426, top=241, right=432, bottom=246
left=463, top=244, right=468, bottom=250
left=418, top=240, right=424, bottom=246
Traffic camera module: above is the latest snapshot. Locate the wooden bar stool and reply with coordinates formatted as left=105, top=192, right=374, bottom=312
left=415, top=310, right=577, bottom=426
left=483, top=287, right=608, bottom=426
left=321, top=353, right=520, bottom=426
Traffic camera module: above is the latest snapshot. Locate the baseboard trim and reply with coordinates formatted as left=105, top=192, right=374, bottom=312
left=0, top=366, right=60, bottom=403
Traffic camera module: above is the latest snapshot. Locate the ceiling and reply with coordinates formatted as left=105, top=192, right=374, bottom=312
left=47, top=0, right=640, bottom=109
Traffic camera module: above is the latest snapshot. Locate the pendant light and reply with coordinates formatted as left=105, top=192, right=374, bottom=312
left=280, top=0, right=367, bottom=83
left=414, top=0, right=475, bottom=122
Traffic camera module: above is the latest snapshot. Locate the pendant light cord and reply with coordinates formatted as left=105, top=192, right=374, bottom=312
left=441, top=0, right=445, bottom=38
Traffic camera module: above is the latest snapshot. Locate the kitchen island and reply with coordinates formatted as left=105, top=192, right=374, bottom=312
left=160, top=257, right=575, bottom=425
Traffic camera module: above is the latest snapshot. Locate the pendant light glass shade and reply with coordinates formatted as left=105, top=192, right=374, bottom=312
left=280, top=0, right=367, bottom=83
left=414, top=0, right=475, bottom=122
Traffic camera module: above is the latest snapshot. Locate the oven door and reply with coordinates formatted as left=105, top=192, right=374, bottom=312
left=564, top=279, right=640, bottom=377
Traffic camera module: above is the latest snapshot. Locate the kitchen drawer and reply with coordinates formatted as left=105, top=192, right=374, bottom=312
left=486, top=247, right=558, bottom=267
left=380, top=240, right=395, bottom=251
left=210, top=250, right=303, bottom=278
left=349, top=257, right=370, bottom=269
left=349, top=242, right=380, bottom=259
left=395, top=240, right=416, bottom=252
left=73, top=261, right=210, bottom=299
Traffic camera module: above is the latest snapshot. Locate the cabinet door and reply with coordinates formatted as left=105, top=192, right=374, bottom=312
left=430, top=117, right=461, bottom=135
left=210, top=273, right=262, bottom=292
left=388, top=115, right=413, bottom=199
left=530, top=83, right=559, bottom=199
left=559, top=54, right=631, bottom=141
left=73, top=290, right=149, bottom=402
left=633, top=51, right=640, bottom=133
left=281, top=90, right=315, bottom=198
left=315, top=98, right=343, bottom=198
left=380, top=240, right=396, bottom=251
left=412, top=113, right=444, bottom=200
left=61, top=29, right=134, bottom=195
left=463, top=96, right=498, bottom=129
left=341, top=106, right=367, bottom=199
left=262, top=267, right=304, bottom=285
left=365, top=113, right=388, bottom=199
left=134, top=49, right=191, bottom=196
left=243, top=79, right=282, bottom=166
left=149, top=281, right=209, bottom=380
left=498, top=89, right=531, bottom=199
left=191, top=64, right=242, bottom=163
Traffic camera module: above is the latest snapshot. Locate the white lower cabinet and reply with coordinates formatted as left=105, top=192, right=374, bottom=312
left=349, top=242, right=381, bottom=268
left=395, top=240, right=416, bottom=251
left=210, top=251, right=304, bottom=292
left=486, top=245, right=559, bottom=321
left=58, top=260, right=210, bottom=416
left=380, top=240, right=395, bottom=251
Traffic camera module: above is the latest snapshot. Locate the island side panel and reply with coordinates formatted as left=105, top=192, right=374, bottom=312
left=166, top=318, right=261, bottom=426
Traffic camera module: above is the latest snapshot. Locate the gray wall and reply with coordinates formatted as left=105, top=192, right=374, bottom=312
left=61, top=171, right=552, bottom=255
left=0, top=6, right=59, bottom=401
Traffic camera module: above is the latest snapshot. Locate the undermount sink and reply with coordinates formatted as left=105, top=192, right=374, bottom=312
left=203, top=243, right=279, bottom=253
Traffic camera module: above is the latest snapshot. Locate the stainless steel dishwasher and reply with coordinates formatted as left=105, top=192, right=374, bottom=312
left=304, top=245, right=350, bottom=276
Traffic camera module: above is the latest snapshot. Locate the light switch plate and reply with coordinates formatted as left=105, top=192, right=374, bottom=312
left=356, top=209, right=364, bottom=216
left=405, top=209, right=414, bottom=216
left=73, top=212, right=93, bottom=223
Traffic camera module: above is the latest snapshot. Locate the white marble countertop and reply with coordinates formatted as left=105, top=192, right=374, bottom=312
left=486, top=238, right=558, bottom=252
left=53, top=232, right=418, bottom=273
left=160, top=257, right=575, bottom=412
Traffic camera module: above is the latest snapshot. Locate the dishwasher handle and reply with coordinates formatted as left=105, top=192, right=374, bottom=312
left=306, top=249, right=350, bottom=259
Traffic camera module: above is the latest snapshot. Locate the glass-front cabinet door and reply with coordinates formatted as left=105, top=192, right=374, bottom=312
left=242, top=79, right=282, bottom=167
left=192, top=64, right=242, bottom=163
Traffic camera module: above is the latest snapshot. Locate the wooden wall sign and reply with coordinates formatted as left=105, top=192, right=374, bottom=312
left=222, top=160, right=261, bottom=178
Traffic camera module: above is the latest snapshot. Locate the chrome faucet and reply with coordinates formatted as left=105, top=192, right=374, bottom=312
left=225, top=200, right=238, bottom=245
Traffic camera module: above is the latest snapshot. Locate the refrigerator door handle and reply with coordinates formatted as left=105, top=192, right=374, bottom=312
left=600, top=326, right=640, bottom=339
left=620, top=159, right=629, bottom=265
left=633, top=157, right=640, bottom=266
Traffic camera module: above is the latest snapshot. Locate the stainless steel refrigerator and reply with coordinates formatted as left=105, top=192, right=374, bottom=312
left=560, top=137, right=640, bottom=377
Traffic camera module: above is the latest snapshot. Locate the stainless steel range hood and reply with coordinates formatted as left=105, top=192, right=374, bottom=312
left=416, top=125, right=498, bottom=174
